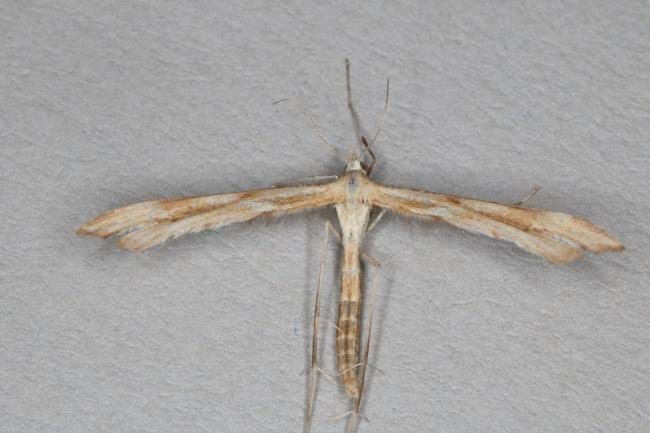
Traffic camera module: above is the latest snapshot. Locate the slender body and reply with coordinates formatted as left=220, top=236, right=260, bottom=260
left=335, top=164, right=371, bottom=399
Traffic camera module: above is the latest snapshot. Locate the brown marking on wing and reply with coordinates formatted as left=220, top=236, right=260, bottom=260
left=370, top=182, right=623, bottom=264
left=76, top=192, right=249, bottom=238
left=77, top=181, right=343, bottom=251
left=445, top=196, right=461, bottom=205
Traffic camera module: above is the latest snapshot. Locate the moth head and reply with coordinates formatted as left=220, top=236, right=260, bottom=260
left=345, top=153, right=365, bottom=173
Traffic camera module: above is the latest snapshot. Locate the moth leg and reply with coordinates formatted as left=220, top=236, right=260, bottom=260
left=366, top=209, right=386, bottom=234
left=325, top=220, right=380, bottom=267
left=361, top=253, right=381, bottom=268
left=304, top=221, right=331, bottom=433
left=514, top=185, right=541, bottom=206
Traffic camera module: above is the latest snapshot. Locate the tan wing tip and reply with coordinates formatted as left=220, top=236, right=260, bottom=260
left=593, top=242, right=625, bottom=253
left=75, top=209, right=123, bottom=238
left=581, top=234, right=625, bottom=254
left=591, top=232, right=625, bottom=253
left=75, top=225, right=90, bottom=236
left=76, top=216, right=148, bottom=251
left=76, top=222, right=111, bottom=238
left=547, top=248, right=584, bottom=265
left=572, top=219, right=625, bottom=253
left=546, top=236, right=623, bottom=265
left=115, top=235, right=149, bottom=252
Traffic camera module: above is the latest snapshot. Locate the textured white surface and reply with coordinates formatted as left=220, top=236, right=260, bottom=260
left=1, top=1, right=648, bottom=432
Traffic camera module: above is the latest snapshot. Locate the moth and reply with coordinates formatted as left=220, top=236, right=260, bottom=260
left=77, top=60, right=624, bottom=431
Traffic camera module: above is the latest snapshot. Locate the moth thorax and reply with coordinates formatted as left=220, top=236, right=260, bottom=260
left=346, top=158, right=363, bottom=172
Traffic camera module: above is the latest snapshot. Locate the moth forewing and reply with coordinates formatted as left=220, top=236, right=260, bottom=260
left=368, top=182, right=623, bottom=263
left=77, top=181, right=344, bottom=252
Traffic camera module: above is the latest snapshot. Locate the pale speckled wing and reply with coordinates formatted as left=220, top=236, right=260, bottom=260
left=371, top=183, right=624, bottom=264
left=77, top=181, right=342, bottom=252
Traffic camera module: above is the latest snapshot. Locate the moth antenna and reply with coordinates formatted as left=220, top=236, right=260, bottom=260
left=362, top=76, right=389, bottom=176
left=302, top=100, right=347, bottom=162
left=369, top=76, right=390, bottom=147
left=345, top=59, right=387, bottom=175
left=274, top=97, right=346, bottom=161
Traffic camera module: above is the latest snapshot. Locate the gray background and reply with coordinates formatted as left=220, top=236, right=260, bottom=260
left=1, top=1, right=648, bottom=432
